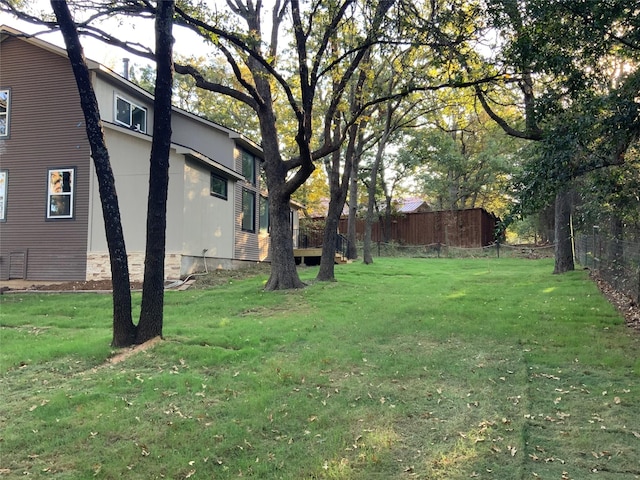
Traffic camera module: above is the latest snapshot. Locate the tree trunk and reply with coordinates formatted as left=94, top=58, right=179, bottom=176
left=137, top=0, right=175, bottom=343
left=363, top=133, right=388, bottom=264
left=317, top=213, right=340, bottom=281
left=363, top=163, right=380, bottom=264
left=51, top=0, right=135, bottom=347
left=553, top=188, right=575, bottom=274
left=265, top=188, right=306, bottom=290
left=317, top=119, right=359, bottom=281
left=317, top=145, right=342, bottom=281
left=346, top=158, right=359, bottom=260
left=384, top=194, right=392, bottom=243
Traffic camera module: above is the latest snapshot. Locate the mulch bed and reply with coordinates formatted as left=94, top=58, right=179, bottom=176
left=589, top=270, right=640, bottom=334
left=2, top=279, right=144, bottom=292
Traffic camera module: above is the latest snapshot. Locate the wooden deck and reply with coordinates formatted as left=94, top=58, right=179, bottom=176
left=293, top=248, right=347, bottom=266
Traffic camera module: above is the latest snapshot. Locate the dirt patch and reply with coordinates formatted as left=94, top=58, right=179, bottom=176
left=107, top=336, right=163, bottom=364
left=0, top=264, right=271, bottom=293
left=8, top=279, right=145, bottom=292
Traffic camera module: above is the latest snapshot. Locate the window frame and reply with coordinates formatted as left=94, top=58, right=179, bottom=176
left=210, top=171, right=228, bottom=200
left=241, top=150, right=256, bottom=185
left=0, top=170, right=7, bottom=222
left=46, top=167, right=75, bottom=220
left=0, top=88, right=10, bottom=139
left=114, top=94, right=147, bottom=133
left=241, top=188, right=256, bottom=233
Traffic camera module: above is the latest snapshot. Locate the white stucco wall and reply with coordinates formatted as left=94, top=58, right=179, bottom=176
left=181, top=158, right=235, bottom=260
left=87, top=126, right=184, bottom=254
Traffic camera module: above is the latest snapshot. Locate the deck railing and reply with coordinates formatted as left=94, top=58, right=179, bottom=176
left=294, top=229, right=350, bottom=259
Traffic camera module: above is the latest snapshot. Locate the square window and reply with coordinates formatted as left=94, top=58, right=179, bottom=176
left=47, top=168, right=75, bottom=219
left=210, top=172, right=228, bottom=199
left=115, top=95, right=147, bottom=133
left=0, top=89, right=10, bottom=138
left=242, top=150, right=256, bottom=185
left=242, top=188, right=256, bottom=232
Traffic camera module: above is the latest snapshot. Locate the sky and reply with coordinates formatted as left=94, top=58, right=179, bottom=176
left=0, top=1, right=214, bottom=73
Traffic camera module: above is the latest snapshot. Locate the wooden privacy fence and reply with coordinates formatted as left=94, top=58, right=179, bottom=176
left=327, top=208, right=499, bottom=248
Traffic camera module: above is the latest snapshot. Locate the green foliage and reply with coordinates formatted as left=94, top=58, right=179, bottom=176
left=399, top=93, right=522, bottom=217
left=512, top=69, right=640, bottom=217
left=1, top=259, right=638, bottom=479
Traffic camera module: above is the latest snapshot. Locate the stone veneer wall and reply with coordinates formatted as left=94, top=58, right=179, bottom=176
left=86, top=252, right=182, bottom=281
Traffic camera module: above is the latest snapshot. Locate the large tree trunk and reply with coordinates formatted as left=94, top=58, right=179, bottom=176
left=137, top=1, right=175, bottom=343
left=52, top=0, right=135, bottom=347
left=553, top=188, right=575, bottom=274
left=265, top=187, right=306, bottom=290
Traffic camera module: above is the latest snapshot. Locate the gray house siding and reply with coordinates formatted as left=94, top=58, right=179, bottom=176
left=233, top=147, right=262, bottom=261
left=0, top=36, right=90, bottom=280
left=0, top=27, right=276, bottom=282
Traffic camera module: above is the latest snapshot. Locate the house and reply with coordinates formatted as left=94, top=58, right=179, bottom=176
left=0, top=26, right=294, bottom=282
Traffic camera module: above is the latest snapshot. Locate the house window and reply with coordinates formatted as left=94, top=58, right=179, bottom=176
left=47, top=168, right=75, bottom=219
left=242, top=150, right=256, bottom=185
left=115, top=95, right=147, bottom=133
left=259, top=195, right=269, bottom=233
left=0, top=170, right=7, bottom=222
left=210, top=172, right=228, bottom=200
left=0, top=89, right=10, bottom=138
left=241, top=188, right=256, bottom=232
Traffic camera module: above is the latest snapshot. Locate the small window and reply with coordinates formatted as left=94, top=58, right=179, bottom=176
left=259, top=195, right=269, bottom=233
left=115, top=95, right=147, bottom=133
left=210, top=172, right=228, bottom=199
left=241, top=188, right=256, bottom=232
left=0, top=89, right=10, bottom=138
left=47, top=168, right=75, bottom=219
left=0, top=170, right=7, bottom=222
left=242, top=150, right=256, bottom=185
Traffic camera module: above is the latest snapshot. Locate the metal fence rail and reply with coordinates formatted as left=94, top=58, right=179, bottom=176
left=575, top=232, right=640, bottom=303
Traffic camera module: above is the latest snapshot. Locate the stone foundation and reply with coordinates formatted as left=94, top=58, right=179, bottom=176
left=86, top=252, right=182, bottom=282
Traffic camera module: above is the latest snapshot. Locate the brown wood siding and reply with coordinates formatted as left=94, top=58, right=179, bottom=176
left=233, top=148, right=261, bottom=261
left=333, top=208, right=498, bottom=248
left=0, top=37, right=90, bottom=280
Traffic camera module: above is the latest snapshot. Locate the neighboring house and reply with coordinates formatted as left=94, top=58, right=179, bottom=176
left=0, top=26, right=292, bottom=282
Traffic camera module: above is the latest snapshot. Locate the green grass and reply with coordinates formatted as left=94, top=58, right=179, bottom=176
left=0, top=258, right=638, bottom=479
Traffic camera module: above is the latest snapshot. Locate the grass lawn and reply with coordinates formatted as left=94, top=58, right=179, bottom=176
left=0, top=258, right=639, bottom=479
